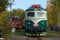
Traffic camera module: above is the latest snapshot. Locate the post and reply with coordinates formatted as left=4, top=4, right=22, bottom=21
left=11, top=27, right=16, bottom=36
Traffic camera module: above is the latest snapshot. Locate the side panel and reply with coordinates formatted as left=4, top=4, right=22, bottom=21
left=38, top=20, right=47, bottom=32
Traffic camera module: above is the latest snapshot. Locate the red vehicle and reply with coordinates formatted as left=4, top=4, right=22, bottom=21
left=21, top=21, right=25, bottom=29
left=8, top=16, right=20, bottom=31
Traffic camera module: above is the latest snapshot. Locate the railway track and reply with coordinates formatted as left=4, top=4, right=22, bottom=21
left=26, top=37, right=47, bottom=40
left=2, top=36, right=60, bottom=40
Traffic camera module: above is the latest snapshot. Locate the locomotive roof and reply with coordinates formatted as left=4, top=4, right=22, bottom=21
left=26, top=7, right=45, bottom=11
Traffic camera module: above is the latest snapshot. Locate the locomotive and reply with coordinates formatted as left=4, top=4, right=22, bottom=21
left=25, top=4, right=48, bottom=36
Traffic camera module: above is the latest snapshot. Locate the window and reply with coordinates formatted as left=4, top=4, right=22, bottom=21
left=12, top=17, right=19, bottom=22
left=37, top=12, right=44, bottom=17
left=27, top=12, right=34, bottom=17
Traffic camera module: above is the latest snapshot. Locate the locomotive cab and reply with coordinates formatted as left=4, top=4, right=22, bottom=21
left=25, top=4, right=48, bottom=37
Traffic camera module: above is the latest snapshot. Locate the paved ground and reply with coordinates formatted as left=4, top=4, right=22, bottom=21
left=1, top=36, right=60, bottom=40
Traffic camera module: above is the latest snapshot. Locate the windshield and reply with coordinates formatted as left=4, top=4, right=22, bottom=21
left=37, top=12, right=44, bottom=17
left=27, top=12, right=34, bottom=17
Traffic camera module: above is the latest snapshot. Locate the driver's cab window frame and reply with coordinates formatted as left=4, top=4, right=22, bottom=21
left=36, top=11, right=46, bottom=18
left=37, top=11, right=45, bottom=18
left=26, top=12, right=35, bottom=17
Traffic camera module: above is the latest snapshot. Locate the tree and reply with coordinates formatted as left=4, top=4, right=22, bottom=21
left=9, top=9, right=25, bottom=23
left=0, top=0, right=14, bottom=13
left=0, top=11, right=10, bottom=36
left=0, top=10, right=25, bottom=36
left=47, top=0, right=60, bottom=26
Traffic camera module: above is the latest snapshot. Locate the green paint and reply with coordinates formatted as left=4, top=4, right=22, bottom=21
left=25, top=20, right=47, bottom=33
left=38, top=20, right=47, bottom=32
left=25, top=20, right=34, bottom=29
left=26, top=7, right=45, bottom=11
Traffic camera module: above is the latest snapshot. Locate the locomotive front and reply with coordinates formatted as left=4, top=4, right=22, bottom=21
left=25, top=4, right=48, bottom=36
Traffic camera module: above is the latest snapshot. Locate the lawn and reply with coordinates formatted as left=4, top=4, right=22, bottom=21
left=47, top=31, right=60, bottom=37
left=15, top=29, right=25, bottom=36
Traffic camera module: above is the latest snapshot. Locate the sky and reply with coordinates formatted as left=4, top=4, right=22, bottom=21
left=8, top=0, right=47, bottom=10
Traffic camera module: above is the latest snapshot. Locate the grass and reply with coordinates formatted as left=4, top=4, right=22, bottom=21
left=47, top=31, right=60, bottom=37
left=15, top=29, right=25, bottom=36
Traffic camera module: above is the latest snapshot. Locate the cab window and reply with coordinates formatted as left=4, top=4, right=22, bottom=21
left=37, top=12, right=44, bottom=17
left=27, top=12, right=34, bottom=17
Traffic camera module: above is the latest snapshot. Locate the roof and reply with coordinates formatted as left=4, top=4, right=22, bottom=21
left=26, top=7, right=45, bottom=11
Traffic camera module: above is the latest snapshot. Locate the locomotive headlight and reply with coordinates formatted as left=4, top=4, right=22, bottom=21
left=28, top=22, right=30, bottom=24
left=42, top=22, right=44, bottom=24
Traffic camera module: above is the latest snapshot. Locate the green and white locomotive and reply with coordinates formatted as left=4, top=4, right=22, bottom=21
left=25, top=4, right=48, bottom=36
